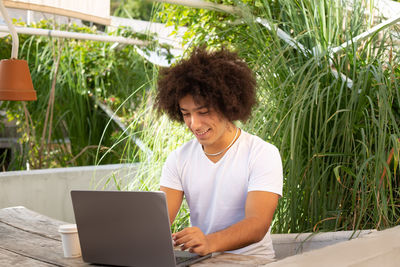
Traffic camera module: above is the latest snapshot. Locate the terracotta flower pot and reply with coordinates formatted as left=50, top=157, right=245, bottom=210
left=0, top=59, right=37, bottom=101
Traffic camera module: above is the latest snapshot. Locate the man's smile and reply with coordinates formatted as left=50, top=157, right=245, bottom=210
left=194, top=128, right=211, bottom=138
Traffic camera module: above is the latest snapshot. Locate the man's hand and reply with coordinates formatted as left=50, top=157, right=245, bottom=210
left=172, top=227, right=212, bottom=255
left=170, top=191, right=279, bottom=255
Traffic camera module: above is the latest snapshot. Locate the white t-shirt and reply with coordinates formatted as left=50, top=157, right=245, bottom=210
left=160, top=130, right=283, bottom=259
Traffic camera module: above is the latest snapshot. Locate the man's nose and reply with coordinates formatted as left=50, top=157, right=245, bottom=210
left=190, top=114, right=201, bottom=129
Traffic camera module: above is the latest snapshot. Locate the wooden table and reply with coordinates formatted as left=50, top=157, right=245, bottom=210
left=0, top=207, right=273, bottom=266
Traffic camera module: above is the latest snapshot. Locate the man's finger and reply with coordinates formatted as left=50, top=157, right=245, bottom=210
left=182, top=238, right=200, bottom=249
left=174, top=234, right=193, bottom=246
left=172, top=228, right=190, bottom=239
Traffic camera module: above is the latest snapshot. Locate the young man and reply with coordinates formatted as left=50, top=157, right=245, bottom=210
left=155, top=47, right=283, bottom=260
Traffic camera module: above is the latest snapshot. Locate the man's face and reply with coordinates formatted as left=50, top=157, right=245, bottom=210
left=179, top=95, right=232, bottom=152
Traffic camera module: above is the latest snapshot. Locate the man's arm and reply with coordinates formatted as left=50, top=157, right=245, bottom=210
left=160, top=186, right=184, bottom=224
left=173, top=191, right=279, bottom=255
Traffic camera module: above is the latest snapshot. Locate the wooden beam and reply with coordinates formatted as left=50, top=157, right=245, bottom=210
left=3, top=0, right=111, bottom=25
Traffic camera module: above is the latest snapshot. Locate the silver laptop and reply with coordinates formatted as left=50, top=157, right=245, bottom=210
left=71, top=190, right=211, bottom=267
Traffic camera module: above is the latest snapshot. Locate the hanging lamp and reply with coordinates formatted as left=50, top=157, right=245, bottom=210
left=0, top=0, right=36, bottom=101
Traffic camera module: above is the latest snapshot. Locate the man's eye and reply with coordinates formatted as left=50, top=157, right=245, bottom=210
left=199, top=111, right=209, bottom=115
left=182, top=113, right=190, bottom=117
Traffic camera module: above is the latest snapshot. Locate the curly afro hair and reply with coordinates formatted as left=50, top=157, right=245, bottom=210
left=155, top=47, right=257, bottom=123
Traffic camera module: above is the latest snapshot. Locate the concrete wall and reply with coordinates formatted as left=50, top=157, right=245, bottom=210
left=0, top=164, right=138, bottom=223
left=271, top=230, right=375, bottom=260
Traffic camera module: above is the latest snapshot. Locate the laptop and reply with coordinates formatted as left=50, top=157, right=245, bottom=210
left=71, top=190, right=211, bottom=267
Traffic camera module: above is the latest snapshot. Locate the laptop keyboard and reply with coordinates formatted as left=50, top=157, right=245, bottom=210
left=174, top=251, right=199, bottom=264
left=175, top=256, right=194, bottom=263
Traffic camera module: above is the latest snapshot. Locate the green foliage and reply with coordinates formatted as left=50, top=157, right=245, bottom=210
left=111, top=0, right=154, bottom=21
left=241, top=0, right=400, bottom=233
left=123, top=0, right=400, bottom=233
left=0, top=20, right=154, bottom=169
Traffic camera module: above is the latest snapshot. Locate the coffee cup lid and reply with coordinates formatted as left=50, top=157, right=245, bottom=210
left=58, top=224, right=78, bottom=233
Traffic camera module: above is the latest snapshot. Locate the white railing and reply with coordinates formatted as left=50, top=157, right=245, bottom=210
left=329, top=14, right=400, bottom=55
left=0, top=25, right=148, bottom=46
left=0, top=0, right=19, bottom=58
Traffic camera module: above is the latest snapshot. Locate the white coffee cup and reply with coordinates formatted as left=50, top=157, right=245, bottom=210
left=58, top=224, right=82, bottom=258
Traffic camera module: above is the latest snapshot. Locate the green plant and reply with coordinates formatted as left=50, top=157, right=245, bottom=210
left=0, top=20, right=154, bottom=169
left=241, top=0, right=400, bottom=233
left=120, top=0, right=400, bottom=233
left=111, top=0, right=154, bottom=21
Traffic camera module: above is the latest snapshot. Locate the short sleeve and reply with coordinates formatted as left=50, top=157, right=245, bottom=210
left=160, top=150, right=184, bottom=191
left=248, top=143, right=283, bottom=196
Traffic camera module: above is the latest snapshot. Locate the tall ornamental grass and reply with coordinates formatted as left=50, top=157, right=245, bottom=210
left=241, top=0, right=400, bottom=233
left=112, top=0, right=400, bottom=233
